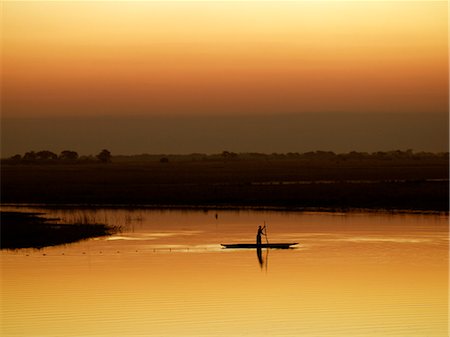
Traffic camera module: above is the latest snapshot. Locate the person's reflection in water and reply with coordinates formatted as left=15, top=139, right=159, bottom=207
left=257, top=246, right=264, bottom=268
left=256, top=246, right=269, bottom=271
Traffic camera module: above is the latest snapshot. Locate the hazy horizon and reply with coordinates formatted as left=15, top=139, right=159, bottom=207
left=2, top=112, right=448, bottom=157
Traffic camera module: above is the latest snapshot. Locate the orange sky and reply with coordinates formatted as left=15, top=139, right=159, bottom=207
left=2, top=1, right=448, bottom=118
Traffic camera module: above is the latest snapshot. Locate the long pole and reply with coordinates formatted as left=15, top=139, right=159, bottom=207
left=264, top=221, right=269, bottom=244
left=264, top=221, right=269, bottom=273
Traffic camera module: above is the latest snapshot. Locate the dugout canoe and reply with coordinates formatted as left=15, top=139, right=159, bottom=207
left=221, top=243, right=298, bottom=249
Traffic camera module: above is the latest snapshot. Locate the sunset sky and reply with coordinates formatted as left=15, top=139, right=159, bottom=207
left=1, top=0, right=448, bottom=155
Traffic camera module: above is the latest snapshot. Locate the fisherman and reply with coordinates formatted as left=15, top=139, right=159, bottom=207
left=256, top=225, right=266, bottom=245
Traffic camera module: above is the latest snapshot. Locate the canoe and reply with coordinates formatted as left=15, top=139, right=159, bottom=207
left=221, top=243, right=298, bottom=249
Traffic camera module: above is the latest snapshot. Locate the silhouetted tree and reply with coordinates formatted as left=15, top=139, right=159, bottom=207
left=160, top=157, right=169, bottom=163
left=373, top=151, right=388, bottom=160
left=36, top=150, right=58, bottom=160
left=347, top=151, right=367, bottom=160
left=221, top=151, right=238, bottom=159
left=286, top=152, right=300, bottom=158
left=97, top=149, right=111, bottom=163
left=60, top=150, right=79, bottom=161
left=10, top=154, right=22, bottom=161
left=23, top=151, right=37, bottom=161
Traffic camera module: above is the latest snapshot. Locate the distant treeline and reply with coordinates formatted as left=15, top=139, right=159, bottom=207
left=4, top=149, right=112, bottom=164
left=3, top=149, right=448, bottom=211
left=3, top=149, right=448, bottom=164
left=114, top=150, right=448, bottom=163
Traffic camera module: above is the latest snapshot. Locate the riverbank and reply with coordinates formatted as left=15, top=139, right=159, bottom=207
left=0, top=211, right=116, bottom=249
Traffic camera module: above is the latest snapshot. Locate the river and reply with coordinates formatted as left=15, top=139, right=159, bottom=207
left=1, top=207, right=448, bottom=336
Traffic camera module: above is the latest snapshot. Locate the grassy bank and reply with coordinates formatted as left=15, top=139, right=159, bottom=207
left=1, top=157, right=448, bottom=211
left=1, top=211, right=116, bottom=249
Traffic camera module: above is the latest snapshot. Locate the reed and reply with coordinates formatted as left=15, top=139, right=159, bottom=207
left=0, top=211, right=119, bottom=249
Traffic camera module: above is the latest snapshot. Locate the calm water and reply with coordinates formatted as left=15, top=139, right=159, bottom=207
left=1, top=207, right=448, bottom=337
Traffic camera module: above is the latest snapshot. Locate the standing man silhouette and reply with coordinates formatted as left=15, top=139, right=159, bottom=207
left=256, top=225, right=266, bottom=246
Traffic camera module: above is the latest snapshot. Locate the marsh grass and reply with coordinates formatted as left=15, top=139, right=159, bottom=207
left=0, top=211, right=119, bottom=249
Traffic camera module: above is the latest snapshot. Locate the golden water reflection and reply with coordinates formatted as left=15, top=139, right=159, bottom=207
left=1, top=208, right=448, bottom=336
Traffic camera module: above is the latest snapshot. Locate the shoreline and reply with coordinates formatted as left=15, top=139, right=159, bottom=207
left=2, top=203, right=447, bottom=216
left=0, top=211, right=117, bottom=250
